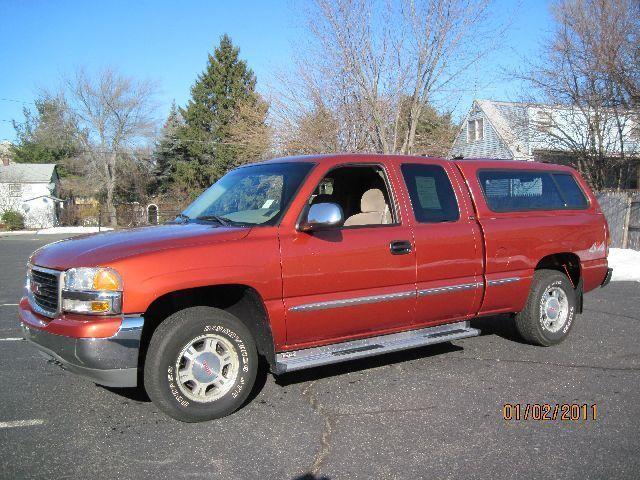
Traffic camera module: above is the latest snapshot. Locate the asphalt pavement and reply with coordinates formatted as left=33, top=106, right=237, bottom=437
left=0, top=233, right=639, bottom=479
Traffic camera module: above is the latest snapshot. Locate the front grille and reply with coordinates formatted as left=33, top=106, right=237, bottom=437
left=30, top=268, right=60, bottom=316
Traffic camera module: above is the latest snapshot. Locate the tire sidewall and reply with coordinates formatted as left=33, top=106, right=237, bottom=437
left=532, top=274, right=576, bottom=345
left=146, top=308, right=257, bottom=422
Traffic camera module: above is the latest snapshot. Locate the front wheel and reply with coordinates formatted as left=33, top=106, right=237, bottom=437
left=514, top=269, right=577, bottom=346
left=144, top=306, right=258, bottom=422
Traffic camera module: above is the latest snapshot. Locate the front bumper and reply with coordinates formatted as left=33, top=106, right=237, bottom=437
left=20, top=309, right=144, bottom=388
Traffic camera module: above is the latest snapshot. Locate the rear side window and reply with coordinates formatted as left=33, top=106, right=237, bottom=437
left=478, top=170, right=588, bottom=212
left=401, top=164, right=460, bottom=223
left=552, top=173, right=589, bottom=208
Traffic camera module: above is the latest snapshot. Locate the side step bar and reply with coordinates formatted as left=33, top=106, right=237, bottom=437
left=275, top=321, right=480, bottom=373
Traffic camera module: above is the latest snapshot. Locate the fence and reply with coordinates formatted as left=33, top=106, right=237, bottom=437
left=596, top=191, right=640, bottom=250
left=59, top=202, right=183, bottom=229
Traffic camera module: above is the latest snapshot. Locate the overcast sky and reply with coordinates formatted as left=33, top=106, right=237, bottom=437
left=0, top=0, right=552, bottom=141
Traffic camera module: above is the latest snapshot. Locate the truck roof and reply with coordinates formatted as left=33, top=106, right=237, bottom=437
left=256, top=153, right=576, bottom=173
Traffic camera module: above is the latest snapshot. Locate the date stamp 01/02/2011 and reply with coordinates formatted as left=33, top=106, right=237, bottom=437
left=502, top=403, right=598, bottom=421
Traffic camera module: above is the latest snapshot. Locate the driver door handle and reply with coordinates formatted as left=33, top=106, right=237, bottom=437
left=390, top=240, right=412, bottom=255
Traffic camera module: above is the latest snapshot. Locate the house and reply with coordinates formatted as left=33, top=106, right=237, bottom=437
left=450, top=100, right=640, bottom=189
left=0, top=148, right=61, bottom=228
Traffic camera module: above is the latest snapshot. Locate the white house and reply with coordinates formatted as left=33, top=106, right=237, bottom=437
left=450, top=100, right=640, bottom=189
left=0, top=153, right=61, bottom=228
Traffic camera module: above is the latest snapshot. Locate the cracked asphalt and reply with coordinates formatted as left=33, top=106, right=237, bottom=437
left=1, top=234, right=639, bottom=479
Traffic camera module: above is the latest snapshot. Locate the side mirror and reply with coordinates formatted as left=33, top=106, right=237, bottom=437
left=300, top=203, right=343, bottom=232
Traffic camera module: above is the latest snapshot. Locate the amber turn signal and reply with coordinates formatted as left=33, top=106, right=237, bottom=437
left=90, top=301, right=111, bottom=313
left=92, top=269, right=121, bottom=291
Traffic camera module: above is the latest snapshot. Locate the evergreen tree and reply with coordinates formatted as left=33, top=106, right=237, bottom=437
left=11, top=95, right=81, bottom=176
left=176, top=34, right=267, bottom=192
left=152, top=100, right=185, bottom=194
left=396, top=98, right=456, bottom=157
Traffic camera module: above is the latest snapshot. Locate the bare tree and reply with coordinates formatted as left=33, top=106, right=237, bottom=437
left=228, top=96, right=273, bottom=164
left=65, top=68, right=158, bottom=225
left=516, top=0, right=640, bottom=190
left=274, top=0, right=501, bottom=156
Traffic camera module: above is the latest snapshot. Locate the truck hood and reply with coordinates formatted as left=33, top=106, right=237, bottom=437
left=30, top=224, right=251, bottom=270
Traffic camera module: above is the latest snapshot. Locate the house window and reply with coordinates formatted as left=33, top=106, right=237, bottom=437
left=8, top=184, right=22, bottom=197
left=536, top=110, right=554, bottom=132
left=467, top=118, right=483, bottom=142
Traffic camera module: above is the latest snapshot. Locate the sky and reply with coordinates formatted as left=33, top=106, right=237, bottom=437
left=0, top=0, right=553, bottom=142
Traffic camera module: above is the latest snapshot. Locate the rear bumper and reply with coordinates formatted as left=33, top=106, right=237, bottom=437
left=601, top=268, right=613, bottom=288
left=20, top=309, right=144, bottom=388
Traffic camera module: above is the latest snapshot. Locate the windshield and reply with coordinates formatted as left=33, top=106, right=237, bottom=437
left=180, top=162, right=314, bottom=226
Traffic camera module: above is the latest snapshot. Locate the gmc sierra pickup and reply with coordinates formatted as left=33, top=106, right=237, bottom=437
left=20, top=154, right=612, bottom=422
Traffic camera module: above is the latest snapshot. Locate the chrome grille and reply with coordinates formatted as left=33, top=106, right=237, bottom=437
left=29, top=267, right=61, bottom=317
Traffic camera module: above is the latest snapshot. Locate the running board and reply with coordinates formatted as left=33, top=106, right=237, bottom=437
left=275, top=321, right=479, bottom=373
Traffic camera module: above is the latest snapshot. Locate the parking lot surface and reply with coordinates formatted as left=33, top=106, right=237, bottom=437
left=1, top=234, right=639, bottom=479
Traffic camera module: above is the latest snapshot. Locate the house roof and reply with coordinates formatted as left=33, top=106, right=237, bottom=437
left=473, top=100, right=530, bottom=159
left=0, top=163, right=57, bottom=183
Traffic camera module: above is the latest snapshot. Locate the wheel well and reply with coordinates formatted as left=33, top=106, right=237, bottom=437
left=535, top=253, right=581, bottom=288
left=138, top=285, right=276, bottom=378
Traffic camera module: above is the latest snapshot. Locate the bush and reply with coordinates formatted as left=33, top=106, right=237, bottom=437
left=1, top=210, right=25, bottom=231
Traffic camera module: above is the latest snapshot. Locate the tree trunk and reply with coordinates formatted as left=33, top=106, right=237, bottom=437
left=105, top=152, right=117, bottom=227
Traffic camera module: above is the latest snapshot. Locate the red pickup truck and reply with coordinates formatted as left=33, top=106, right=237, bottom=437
left=20, top=154, right=612, bottom=422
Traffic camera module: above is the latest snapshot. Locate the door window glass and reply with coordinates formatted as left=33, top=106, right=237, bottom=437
left=401, top=164, right=460, bottom=223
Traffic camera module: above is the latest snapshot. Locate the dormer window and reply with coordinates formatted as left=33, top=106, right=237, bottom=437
left=536, top=110, right=553, bottom=132
left=467, top=118, right=484, bottom=142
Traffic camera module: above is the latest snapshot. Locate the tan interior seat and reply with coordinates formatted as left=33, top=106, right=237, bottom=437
left=344, top=188, right=391, bottom=226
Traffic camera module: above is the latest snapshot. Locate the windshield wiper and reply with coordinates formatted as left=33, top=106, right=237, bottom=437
left=170, top=213, right=191, bottom=224
left=196, top=214, right=232, bottom=226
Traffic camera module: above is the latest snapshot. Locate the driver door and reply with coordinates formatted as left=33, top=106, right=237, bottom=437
left=279, top=163, right=417, bottom=348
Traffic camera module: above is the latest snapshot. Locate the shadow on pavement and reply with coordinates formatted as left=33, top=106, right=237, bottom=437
left=100, top=385, right=150, bottom=402
left=471, top=314, right=527, bottom=344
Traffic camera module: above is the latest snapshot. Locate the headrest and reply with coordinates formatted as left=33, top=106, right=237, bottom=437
left=360, top=189, right=386, bottom=213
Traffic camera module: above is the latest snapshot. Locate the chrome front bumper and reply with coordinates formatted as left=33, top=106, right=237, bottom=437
left=21, top=315, right=144, bottom=388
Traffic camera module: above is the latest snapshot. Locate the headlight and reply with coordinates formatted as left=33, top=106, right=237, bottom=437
left=62, top=267, right=123, bottom=315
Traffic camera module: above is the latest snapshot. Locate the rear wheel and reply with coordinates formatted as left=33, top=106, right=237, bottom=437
left=144, top=306, right=258, bottom=422
left=514, top=269, right=577, bottom=346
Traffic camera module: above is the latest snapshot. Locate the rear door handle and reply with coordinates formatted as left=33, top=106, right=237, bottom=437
left=390, top=240, right=412, bottom=255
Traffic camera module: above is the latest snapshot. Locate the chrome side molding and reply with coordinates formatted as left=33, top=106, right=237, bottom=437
left=289, top=290, right=415, bottom=312
left=418, top=282, right=481, bottom=296
left=487, top=277, right=521, bottom=286
left=289, top=280, right=488, bottom=313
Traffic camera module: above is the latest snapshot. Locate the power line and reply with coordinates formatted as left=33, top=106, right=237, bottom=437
left=0, top=97, right=34, bottom=105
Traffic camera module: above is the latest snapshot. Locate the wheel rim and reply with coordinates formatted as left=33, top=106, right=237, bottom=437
left=175, top=334, right=239, bottom=403
left=540, top=286, right=569, bottom=333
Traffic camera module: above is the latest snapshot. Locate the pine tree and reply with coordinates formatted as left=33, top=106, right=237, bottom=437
left=177, top=34, right=267, bottom=191
left=152, top=100, right=184, bottom=194
left=11, top=95, right=81, bottom=176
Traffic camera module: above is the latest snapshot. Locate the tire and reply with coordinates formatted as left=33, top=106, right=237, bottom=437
left=144, top=306, right=258, bottom=422
left=514, top=269, right=577, bottom=346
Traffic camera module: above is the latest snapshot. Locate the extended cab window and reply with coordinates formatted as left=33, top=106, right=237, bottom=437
left=181, top=162, right=313, bottom=225
left=308, top=165, right=396, bottom=227
left=401, top=164, right=460, bottom=223
left=478, top=170, right=589, bottom=212
left=478, top=170, right=565, bottom=212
